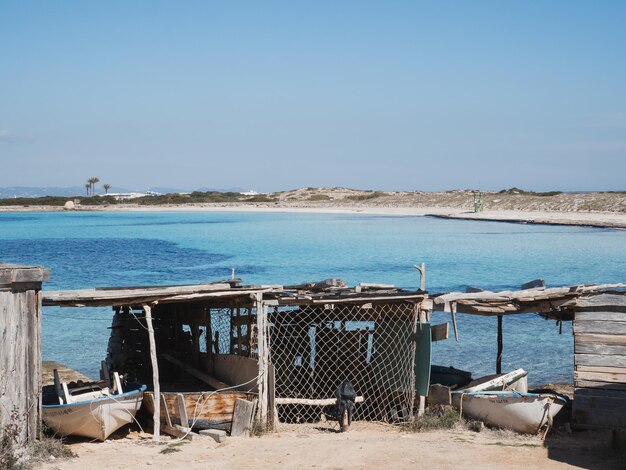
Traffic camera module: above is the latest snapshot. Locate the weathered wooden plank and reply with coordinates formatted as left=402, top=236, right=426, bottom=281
left=275, top=396, right=365, bottom=406
left=575, top=387, right=626, bottom=399
left=574, top=321, right=626, bottom=335
left=577, top=365, right=626, bottom=374
left=575, top=370, right=626, bottom=384
left=231, top=398, right=256, bottom=436
left=575, top=343, right=626, bottom=356
left=575, top=293, right=626, bottom=311
left=0, top=265, right=50, bottom=285
left=575, top=333, right=626, bottom=346
left=576, top=354, right=626, bottom=368
left=575, top=380, right=626, bottom=391
left=573, top=390, right=626, bottom=428
left=176, top=393, right=189, bottom=428
left=576, top=311, right=626, bottom=322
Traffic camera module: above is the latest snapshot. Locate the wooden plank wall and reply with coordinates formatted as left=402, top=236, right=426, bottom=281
left=573, top=293, right=626, bottom=429
left=0, top=266, right=48, bottom=445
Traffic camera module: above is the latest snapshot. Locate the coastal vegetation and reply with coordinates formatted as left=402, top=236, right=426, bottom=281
left=0, top=187, right=625, bottom=214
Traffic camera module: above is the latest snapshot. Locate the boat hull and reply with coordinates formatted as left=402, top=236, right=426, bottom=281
left=144, top=391, right=257, bottom=430
left=43, top=386, right=145, bottom=441
left=454, top=391, right=566, bottom=434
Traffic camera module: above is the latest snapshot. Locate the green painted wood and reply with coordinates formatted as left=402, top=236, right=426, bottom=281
left=414, top=323, right=432, bottom=397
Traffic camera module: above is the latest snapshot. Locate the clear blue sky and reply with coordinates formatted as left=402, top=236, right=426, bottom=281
left=1, top=1, right=625, bottom=192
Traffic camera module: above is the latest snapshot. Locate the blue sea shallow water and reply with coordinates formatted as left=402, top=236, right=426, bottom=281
left=1, top=210, right=625, bottom=384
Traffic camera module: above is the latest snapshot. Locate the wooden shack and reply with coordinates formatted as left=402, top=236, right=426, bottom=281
left=434, top=283, right=626, bottom=433
left=0, top=264, right=50, bottom=445
left=43, top=279, right=430, bottom=433
left=572, top=289, right=626, bottom=430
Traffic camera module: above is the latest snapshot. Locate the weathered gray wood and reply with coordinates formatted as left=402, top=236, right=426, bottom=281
left=427, top=384, right=452, bottom=405
left=576, top=354, right=626, bottom=368
left=274, top=396, right=365, bottom=405
left=231, top=398, right=256, bottom=436
left=176, top=393, right=189, bottom=427
left=573, top=388, right=626, bottom=429
left=0, top=268, right=45, bottom=446
left=0, top=265, right=50, bottom=285
left=575, top=343, right=626, bottom=356
left=576, top=311, right=626, bottom=322
left=575, top=293, right=626, bottom=311
left=161, top=424, right=194, bottom=440
left=144, top=304, right=160, bottom=441
left=576, top=365, right=626, bottom=374
left=575, top=369, right=626, bottom=384
left=575, top=334, right=626, bottom=346
left=574, top=321, right=626, bottom=335
left=575, top=380, right=626, bottom=391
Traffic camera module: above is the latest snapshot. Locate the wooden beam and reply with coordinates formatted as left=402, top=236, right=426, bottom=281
left=144, top=303, right=160, bottom=442
left=496, top=315, right=503, bottom=374
left=275, top=396, right=365, bottom=406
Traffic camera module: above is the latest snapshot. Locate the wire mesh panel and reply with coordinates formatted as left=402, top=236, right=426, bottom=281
left=268, top=301, right=418, bottom=430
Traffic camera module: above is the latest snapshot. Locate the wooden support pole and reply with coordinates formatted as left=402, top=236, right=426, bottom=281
left=255, top=293, right=269, bottom=427
left=496, top=314, right=503, bottom=374
left=451, top=302, right=459, bottom=341
left=144, top=303, right=160, bottom=442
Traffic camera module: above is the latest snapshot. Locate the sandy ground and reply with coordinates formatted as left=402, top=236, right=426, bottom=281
left=37, top=423, right=626, bottom=470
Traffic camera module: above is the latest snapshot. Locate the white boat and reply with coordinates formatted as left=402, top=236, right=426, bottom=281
left=451, top=368, right=528, bottom=408
left=42, top=371, right=146, bottom=441
left=452, top=390, right=566, bottom=434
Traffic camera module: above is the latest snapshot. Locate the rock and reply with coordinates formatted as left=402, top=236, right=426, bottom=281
left=63, top=200, right=76, bottom=210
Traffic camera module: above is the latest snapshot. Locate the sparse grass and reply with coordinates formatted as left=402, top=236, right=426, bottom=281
left=307, top=194, right=331, bottom=201
left=405, top=406, right=460, bottom=432
left=498, top=187, right=562, bottom=197
left=487, top=441, right=541, bottom=448
left=1, top=430, right=75, bottom=470
left=345, top=191, right=387, bottom=201
left=251, top=419, right=269, bottom=437
left=159, top=441, right=189, bottom=454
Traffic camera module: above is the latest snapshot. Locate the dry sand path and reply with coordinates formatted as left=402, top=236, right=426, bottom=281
left=38, top=425, right=624, bottom=470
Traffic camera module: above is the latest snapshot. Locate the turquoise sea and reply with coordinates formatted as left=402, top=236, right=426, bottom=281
left=1, top=210, right=625, bottom=384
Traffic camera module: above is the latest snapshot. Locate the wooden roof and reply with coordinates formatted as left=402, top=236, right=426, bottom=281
left=42, top=278, right=427, bottom=308
left=433, top=283, right=626, bottom=320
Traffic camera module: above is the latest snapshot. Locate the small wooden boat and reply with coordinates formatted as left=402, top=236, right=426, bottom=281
left=451, top=368, right=528, bottom=408
left=143, top=390, right=257, bottom=431
left=430, top=365, right=472, bottom=388
left=452, top=390, right=566, bottom=434
left=42, top=372, right=145, bottom=441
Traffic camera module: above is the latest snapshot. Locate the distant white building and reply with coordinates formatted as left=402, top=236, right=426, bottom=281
left=105, top=191, right=159, bottom=200
left=239, top=190, right=260, bottom=196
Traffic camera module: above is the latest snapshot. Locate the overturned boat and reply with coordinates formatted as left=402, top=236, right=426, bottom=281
left=42, top=371, right=145, bottom=441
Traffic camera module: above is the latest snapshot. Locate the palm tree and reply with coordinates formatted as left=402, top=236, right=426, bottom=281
left=88, top=177, right=99, bottom=196
left=84, top=183, right=90, bottom=196
left=103, top=184, right=111, bottom=194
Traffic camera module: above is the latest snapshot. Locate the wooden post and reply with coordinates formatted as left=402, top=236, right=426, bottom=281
left=496, top=314, right=503, bottom=374
left=143, top=303, right=160, bottom=441
left=451, top=302, right=459, bottom=341
left=255, top=293, right=269, bottom=427
left=0, top=265, right=49, bottom=445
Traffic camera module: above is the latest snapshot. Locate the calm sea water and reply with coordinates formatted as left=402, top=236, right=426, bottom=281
left=1, top=210, right=625, bottom=384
